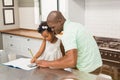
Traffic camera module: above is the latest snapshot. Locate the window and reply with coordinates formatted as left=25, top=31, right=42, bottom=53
left=34, top=0, right=41, bottom=24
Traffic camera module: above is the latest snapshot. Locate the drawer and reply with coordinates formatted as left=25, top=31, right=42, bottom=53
left=100, top=49, right=120, bottom=62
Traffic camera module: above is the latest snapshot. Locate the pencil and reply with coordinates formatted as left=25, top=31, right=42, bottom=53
left=28, top=48, right=34, bottom=57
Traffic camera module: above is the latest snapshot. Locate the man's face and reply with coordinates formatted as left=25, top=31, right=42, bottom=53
left=47, top=22, right=63, bottom=34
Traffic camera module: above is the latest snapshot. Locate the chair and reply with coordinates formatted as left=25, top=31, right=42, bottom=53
left=100, top=64, right=119, bottom=80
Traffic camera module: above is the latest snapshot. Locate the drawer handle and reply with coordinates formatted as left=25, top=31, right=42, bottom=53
left=10, top=44, right=13, bottom=46
left=109, top=54, right=111, bottom=56
left=114, top=55, right=117, bottom=57
left=27, top=39, right=30, bottom=41
left=105, top=53, right=107, bottom=55
left=10, top=36, right=12, bottom=38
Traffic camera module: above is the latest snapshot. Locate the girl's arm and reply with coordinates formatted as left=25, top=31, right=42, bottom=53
left=36, top=49, right=77, bottom=68
left=31, top=39, right=46, bottom=63
left=60, top=41, right=65, bottom=56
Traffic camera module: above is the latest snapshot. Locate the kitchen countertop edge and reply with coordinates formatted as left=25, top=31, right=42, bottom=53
left=0, top=28, right=43, bottom=40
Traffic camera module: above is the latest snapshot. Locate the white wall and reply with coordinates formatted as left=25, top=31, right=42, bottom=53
left=41, top=0, right=57, bottom=21
left=85, top=0, right=120, bottom=38
left=19, top=0, right=85, bottom=29
left=0, top=0, right=19, bottom=30
left=1, top=0, right=119, bottom=39
left=19, top=0, right=39, bottom=30
left=19, top=7, right=37, bottom=29
left=59, top=0, right=85, bottom=25
left=59, top=0, right=69, bottom=20
left=68, top=0, right=85, bottom=24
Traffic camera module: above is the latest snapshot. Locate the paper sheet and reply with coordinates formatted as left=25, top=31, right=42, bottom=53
left=3, top=58, right=37, bottom=70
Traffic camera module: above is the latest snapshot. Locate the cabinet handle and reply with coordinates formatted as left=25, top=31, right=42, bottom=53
left=27, top=39, right=30, bottom=41
left=10, top=36, right=13, bottom=38
left=109, top=54, right=111, bottom=56
left=114, top=55, right=117, bottom=57
left=10, top=44, right=13, bottom=46
left=105, top=53, right=107, bottom=55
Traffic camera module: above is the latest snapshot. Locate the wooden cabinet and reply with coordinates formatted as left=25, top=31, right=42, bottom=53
left=20, top=36, right=42, bottom=57
left=95, top=36, right=120, bottom=80
left=2, top=33, right=42, bottom=57
left=99, top=48, right=120, bottom=80
left=2, top=34, right=21, bottom=55
left=100, top=47, right=120, bottom=68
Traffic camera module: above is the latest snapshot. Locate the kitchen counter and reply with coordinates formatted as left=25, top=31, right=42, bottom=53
left=0, top=53, right=108, bottom=80
left=0, top=28, right=43, bottom=40
left=0, top=28, right=62, bottom=40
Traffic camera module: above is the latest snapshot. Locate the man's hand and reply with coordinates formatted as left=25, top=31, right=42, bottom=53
left=35, top=49, right=77, bottom=69
left=35, top=60, right=49, bottom=68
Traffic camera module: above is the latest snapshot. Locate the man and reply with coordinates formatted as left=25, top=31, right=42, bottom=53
left=36, top=11, right=102, bottom=73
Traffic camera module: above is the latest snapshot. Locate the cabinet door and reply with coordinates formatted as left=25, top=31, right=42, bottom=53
left=19, top=36, right=42, bottom=57
left=2, top=34, right=21, bottom=54
left=2, top=34, right=42, bottom=57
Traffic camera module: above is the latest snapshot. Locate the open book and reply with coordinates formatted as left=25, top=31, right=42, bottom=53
left=3, top=58, right=37, bottom=70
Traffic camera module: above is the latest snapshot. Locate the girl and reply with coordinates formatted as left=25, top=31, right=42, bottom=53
left=31, top=21, right=65, bottom=63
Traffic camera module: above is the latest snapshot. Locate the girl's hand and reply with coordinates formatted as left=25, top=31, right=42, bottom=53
left=31, top=57, right=37, bottom=63
left=35, top=60, right=49, bottom=68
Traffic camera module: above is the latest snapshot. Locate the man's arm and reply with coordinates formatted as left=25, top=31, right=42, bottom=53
left=36, top=49, right=77, bottom=68
left=60, top=41, right=65, bottom=56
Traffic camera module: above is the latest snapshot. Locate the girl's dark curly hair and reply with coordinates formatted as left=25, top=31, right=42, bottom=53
left=38, top=21, right=52, bottom=34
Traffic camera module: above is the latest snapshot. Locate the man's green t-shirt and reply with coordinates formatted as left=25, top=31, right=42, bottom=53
left=61, top=20, right=102, bottom=72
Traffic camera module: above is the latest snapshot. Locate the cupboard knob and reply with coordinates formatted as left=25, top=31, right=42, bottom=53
left=114, top=55, right=117, bottom=57
left=10, top=44, right=13, bottom=46
left=109, top=54, right=111, bottom=56
left=27, top=39, right=30, bottom=41
left=105, top=53, right=107, bottom=55
left=10, top=36, right=12, bottom=38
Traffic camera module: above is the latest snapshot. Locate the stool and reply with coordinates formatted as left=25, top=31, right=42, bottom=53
left=97, top=73, right=112, bottom=80
left=100, top=65, right=119, bottom=80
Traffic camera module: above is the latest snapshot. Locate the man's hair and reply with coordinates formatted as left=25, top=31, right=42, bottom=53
left=38, top=21, right=52, bottom=34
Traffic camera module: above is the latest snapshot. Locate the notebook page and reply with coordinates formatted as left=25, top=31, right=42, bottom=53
left=3, top=58, right=36, bottom=70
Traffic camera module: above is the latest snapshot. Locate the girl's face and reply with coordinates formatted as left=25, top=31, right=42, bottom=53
left=41, top=30, right=54, bottom=42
